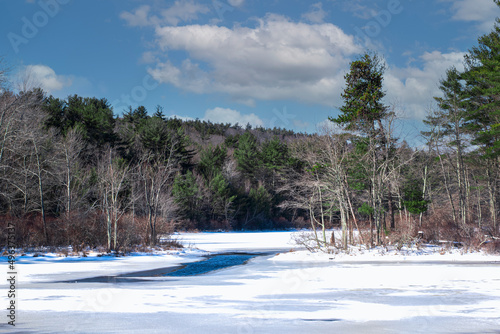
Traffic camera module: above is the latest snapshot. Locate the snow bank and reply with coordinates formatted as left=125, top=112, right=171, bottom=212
left=3, top=231, right=500, bottom=334
left=177, top=231, right=297, bottom=252
left=6, top=230, right=500, bottom=285
left=273, top=243, right=500, bottom=263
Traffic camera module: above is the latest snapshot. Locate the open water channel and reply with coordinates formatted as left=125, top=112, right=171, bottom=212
left=62, top=252, right=270, bottom=283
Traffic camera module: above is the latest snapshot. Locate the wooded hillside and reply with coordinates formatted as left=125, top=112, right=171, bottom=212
left=2, top=8, right=500, bottom=252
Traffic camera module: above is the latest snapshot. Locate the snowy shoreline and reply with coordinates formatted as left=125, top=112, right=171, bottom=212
left=3, top=230, right=500, bottom=284
left=2, top=231, right=500, bottom=333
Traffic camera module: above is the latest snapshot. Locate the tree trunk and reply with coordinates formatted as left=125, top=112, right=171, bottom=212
left=475, top=174, right=482, bottom=230
left=316, top=181, right=327, bottom=246
left=345, top=186, right=364, bottom=245
left=487, top=167, right=497, bottom=231
left=38, top=173, right=48, bottom=244
left=369, top=215, right=373, bottom=247
left=437, top=148, right=457, bottom=223
left=457, top=145, right=466, bottom=228
left=113, top=209, right=118, bottom=251
left=64, top=145, right=72, bottom=215
left=465, top=167, right=472, bottom=224
left=340, top=202, right=348, bottom=249
left=419, top=165, right=428, bottom=227
left=105, top=197, right=111, bottom=251
left=33, top=140, right=48, bottom=244
left=388, top=183, right=395, bottom=230
left=309, top=200, right=321, bottom=249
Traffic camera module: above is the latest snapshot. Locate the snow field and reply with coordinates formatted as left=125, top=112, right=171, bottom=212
left=2, top=231, right=500, bottom=333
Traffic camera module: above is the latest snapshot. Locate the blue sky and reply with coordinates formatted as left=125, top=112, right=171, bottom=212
left=1, top=0, right=500, bottom=143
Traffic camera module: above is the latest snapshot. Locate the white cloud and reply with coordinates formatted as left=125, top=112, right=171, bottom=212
left=293, top=119, right=310, bottom=129
left=234, top=98, right=256, bottom=107
left=133, top=10, right=468, bottom=122
left=302, top=2, right=327, bottom=23
left=339, top=1, right=379, bottom=20
left=385, top=51, right=466, bottom=120
left=20, top=65, right=72, bottom=93
left=120, top=5, right=152, bottom=27
left=168, top=114, right=196, bottom=122
left=120, top=1, right=210, bottom=27
left=315, top=118, right=345, bottom=133
left=204, top=107, right=264, bottom=127
left=148, top=59, right=210, bottom=94
left=139, top=51, right=159, bottom=64
left=161, top=0, right=210, bottom=26
left=148, top=14, right=361, bottom=106
left=228, top=0, right=245, bottom=8
left=446, top=0, right=500, bottom=32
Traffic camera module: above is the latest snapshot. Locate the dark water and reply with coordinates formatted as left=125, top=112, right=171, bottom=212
left=60, top=252, right=264, bottom=283
left=166, top=253, right=257, bottom=276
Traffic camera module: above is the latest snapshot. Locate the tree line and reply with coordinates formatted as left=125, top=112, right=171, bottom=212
left=1, top=4, right=500, bottom=252
left=0, top=86, right=310, bottom=250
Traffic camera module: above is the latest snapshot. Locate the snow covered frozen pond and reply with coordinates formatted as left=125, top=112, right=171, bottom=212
left=3, top=231, right=500, bottom=333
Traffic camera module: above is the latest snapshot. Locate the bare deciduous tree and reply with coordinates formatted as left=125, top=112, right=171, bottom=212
left=55, top=128, right=85, bottom=215
left=8, top=89, right=55, bottom=243
left=98, top=147, right=130, bottom=251
left=137, top=150, right=178, bottom=246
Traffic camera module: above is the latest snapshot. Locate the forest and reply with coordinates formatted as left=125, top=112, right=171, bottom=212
left=1, top=13, right=500, bottom=253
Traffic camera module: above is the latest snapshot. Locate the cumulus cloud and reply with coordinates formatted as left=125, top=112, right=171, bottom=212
left=124, top=6, right=469, bottom=123
left=139, top=51, right=158, bottom=64
left=20, top=65, right=72, bottom=93
left=204, top=107, right=263, bottom=127
left=161, top=0, right=210, bottom=26
left=446, top=0, right=500, bottom=31
left=168, top=114, right=196, bottom=122
left=120, top=5, right=152, bottom=27
left=385, top=51, right=466, bottom=120
left=120, top=1, right=210, bottom=27
left=302, top=2, right=328, bottom=23
left=293, top=119, right=310, bottom=129
left=228, top=0, right=245, bottom=7
left=148, top=14, right=361, bottom=106
left=315, top=118, right=334, bottom=131
left=339, top=1, right=379, bottom=20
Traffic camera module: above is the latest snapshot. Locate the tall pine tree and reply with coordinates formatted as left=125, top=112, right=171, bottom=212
left=330, top=52, right=389, bottom=245
left=462, top=1, right=500, bottom=231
